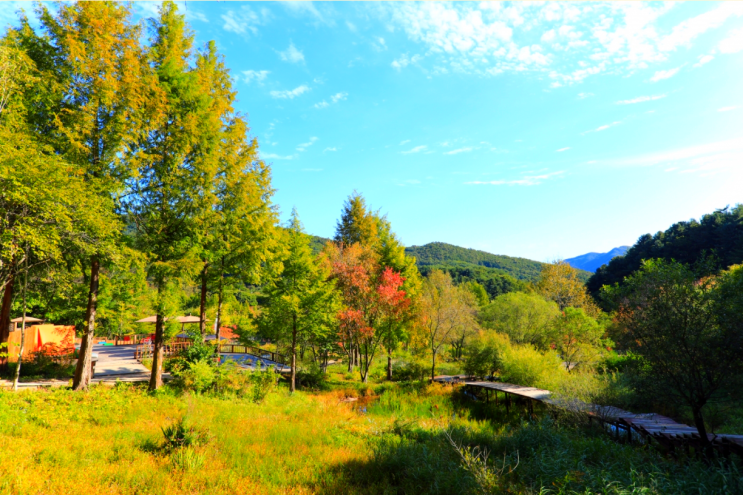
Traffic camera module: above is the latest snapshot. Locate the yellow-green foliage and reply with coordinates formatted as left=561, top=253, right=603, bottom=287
left=498, top=337, right=566, bottom=391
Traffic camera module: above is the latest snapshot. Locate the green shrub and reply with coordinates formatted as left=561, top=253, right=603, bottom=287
left=160, top=417, right=207, bottom=452
left=296, top=362, right=326, bottom=390
left=169, top=447, right=205, bottom=472
left=246, top=363, right=276, bottom=403
left=178, top=360, right=216, bottom=394
left=391, top=359, right=428, bottom=382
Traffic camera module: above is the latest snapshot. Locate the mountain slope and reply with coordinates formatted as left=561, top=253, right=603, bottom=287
left=405, top=242, right=591, bottom=282
left=565, top=246, right=630, bottom=273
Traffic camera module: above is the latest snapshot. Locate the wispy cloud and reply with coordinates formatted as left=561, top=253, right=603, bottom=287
left=391, top=53, right=422, bottom=71
left=719, top=27, right=743, bottom=54
left=296, top=137, right=318, bottom=152
left=323, top=147, right=338, bottom=153
left=270, top=85, right=310, bottom=99
left=650, top=67, right=681, bottom=82
left=402, top=145, right=427, bottom=154
left=400, top=139, right=411, bottom=145
left=377, top=2, right=743, bottom=86
left=606, top=137, right=743, bottom=177
left=279, top=42, right=305, bottom=64
left=556, top=147, right=570, bottom=152
left=466, top=171, right=564, bottom=186
left=718, top=106, right=738, bottom=112
left=616, top=94, right=666, bottom=105
left=577, top=92, right=594, bottom=100
left=261, top=152, right=296, bottom=160
left=242, top=70, right=270, bottom=84
left=583, top=121, right=621, bottom=134
left=314, top=92, right=347, bottom=109
left=444, top=147, right=473, bottom=155
left=693, top=54, right=714, bottom=68
left=222, top=6, right=268, bottom=36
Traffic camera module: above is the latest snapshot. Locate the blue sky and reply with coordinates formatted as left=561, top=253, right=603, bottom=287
left=6, top=2, right=743, bottom=261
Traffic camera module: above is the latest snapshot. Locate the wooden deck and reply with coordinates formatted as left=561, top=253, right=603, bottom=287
left=434, top=375, right=743, bottom=456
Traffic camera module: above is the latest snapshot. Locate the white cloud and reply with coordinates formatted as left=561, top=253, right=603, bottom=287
left=296, top=137, right=318, bottom=152
left=616, top=94, right=666, bottom=105
left=391, top=53, right=422, bottom=70
left=719, top=28, right=743, bottom=54
left=323, top=147, right=338, bottom=153
left=718, top=106, right=738, bottom=112
left=577, top=92, right=594, bottom=99
left=401, top=145, right=427, bottom=154
left=222, top=6, right=267, bottom=36
left=466, top=171, right=563, bottom=186
left=375, top=2, right=743, bottom=86
left=282, top=1, right=331, bottom=25
left=605, top=137, right=743, bottom=177
left=346, top=21, right=357, bottom=32
left=242, top=70, right=270, bottom=84
left=270, top=85, right=310, bottom=99
left=314, top=92, right=347, bottom=109
left=693, top=54, right=714, bottom=68
left=444, top=147, right=473, bottom=155
left=650, top=67, right=681, bottom=82
left=400, top=139, right=411, bottom=145
left=261, top=152, right=296, bottom=160
left=556, top=147, right=570, bottom=152
left=583, top=121, right=621, bottom=134
left=280, top=42, right=305, bottom=64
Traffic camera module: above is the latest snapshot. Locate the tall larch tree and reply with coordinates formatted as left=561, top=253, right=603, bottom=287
left=125, top=2, right=205, bottom=391
left=9, top=2, right=148, bottom=389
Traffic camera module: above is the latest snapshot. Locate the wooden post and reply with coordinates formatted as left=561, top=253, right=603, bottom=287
left=505, top=392, right=509, bottom=415
left=495, top=390, right=499, bottom=406
left=486, top=389, right=489, bottom=404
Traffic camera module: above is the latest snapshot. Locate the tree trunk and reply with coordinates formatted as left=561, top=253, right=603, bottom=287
left=148, top=312, right=165, bottom=391
left=199, top=262, right=208, bottom=340
left=387, top=345, right=393, bottom=381
left=692, top=406, right=713, bottom=455
left=12, top=252, right=29, bottom=391
left=0, top=270, right=15, bottom=369
left=73, top=256, right=100, bottom=390
left=290, top=313, right=297, bottom=393
left=431, top=350, right=437, bottom=381
left=215, top=271, right=223, bottom=356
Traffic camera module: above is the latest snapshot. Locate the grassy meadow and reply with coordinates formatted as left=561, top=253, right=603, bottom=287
left=0, top=365, right=740, bottom=495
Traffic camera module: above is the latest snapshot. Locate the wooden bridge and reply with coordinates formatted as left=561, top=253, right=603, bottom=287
left=434, top=375, right=743, bottom=457
left=134, top=341, right=288, bottom=368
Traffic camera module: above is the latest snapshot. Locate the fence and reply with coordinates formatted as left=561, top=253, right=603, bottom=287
left=133, top=341, right=287, bottom=366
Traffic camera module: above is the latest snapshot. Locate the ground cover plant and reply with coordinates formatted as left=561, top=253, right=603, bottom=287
left=0, top=378, right=740, bottom=495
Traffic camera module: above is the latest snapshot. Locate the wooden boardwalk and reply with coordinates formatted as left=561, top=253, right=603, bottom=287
left=434, top=375, right=743, bottom=456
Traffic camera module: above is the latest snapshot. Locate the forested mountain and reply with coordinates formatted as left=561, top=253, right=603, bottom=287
left=587, top=205, right=743, bottom=300
left=565, top=246, right=630, bottom=273
left=309, top=235, right=331, bottom=255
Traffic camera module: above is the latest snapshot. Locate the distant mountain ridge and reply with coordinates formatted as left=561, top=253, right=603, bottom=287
left=308, top=238, right=593, bottom=287
left=565, top=246, right=630, bottom=273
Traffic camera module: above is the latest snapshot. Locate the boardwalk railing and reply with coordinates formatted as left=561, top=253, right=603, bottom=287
left=134, top=341, right=287, bottom=366
left=134, top=342, right=192, bottom=362
left=434, top=374, right=743, bottom=457
left=219, top=344, right=287, bottom=366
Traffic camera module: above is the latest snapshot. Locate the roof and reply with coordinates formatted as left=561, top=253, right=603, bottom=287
left=135, top=315, right=210, bottom=324
left=11, top=316, right=44, bottom=323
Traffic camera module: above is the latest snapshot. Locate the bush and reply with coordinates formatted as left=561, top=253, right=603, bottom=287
left=296, top=362, right=326, bottom=390
left=160, top=417, right=207, bottom=452
left=391, top=360, right=428, bottom=382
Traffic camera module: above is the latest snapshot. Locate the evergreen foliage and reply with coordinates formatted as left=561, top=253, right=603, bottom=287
left=588, top=204, right=743, bottom=304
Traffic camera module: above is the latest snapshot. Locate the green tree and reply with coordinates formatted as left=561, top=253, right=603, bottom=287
left=536, top=260, right=600, bottom=317
left=334, top=191, right=378, bottom=246
left=259, top=209, right=339, bottom=392
left=551, top=307, right=606, bottom=372
left=604, top=259, right=743, bottom=452
left=479, top=292, right=560, bottom=350
left=420, top=270, right=478, bottom=380
left=12, top=1, right=149, bottom=389
left=124, top=2, right=204, bottom=391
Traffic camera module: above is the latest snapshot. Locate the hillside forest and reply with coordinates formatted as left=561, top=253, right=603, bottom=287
left=1, top=3, right=743, bottom=494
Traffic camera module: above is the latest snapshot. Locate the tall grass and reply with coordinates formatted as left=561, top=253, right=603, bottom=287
left=0, top=381, right=739, bottom=494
